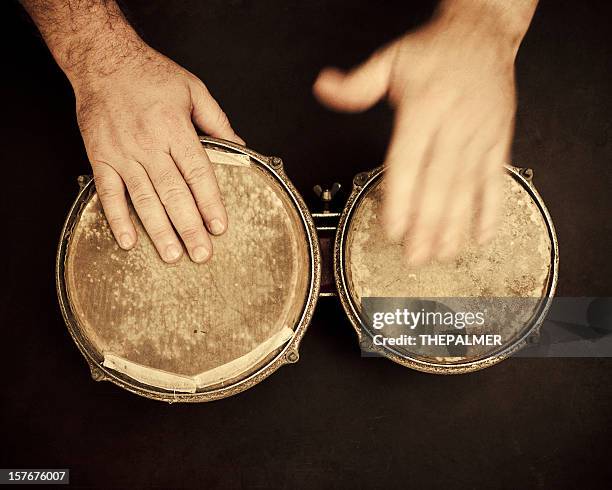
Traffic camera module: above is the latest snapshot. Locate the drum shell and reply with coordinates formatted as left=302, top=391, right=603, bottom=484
left=56, top=137, right=321, bottom=402
left=333, top=165, right=559, bottom=374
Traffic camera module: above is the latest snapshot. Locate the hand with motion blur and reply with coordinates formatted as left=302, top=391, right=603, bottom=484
left=314, top=0, right=537, bottom=265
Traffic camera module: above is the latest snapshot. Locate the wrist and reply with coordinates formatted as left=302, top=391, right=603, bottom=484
left=20, top=0, right=147, bottom=89
left=435, top=0, right=537, bottom=56
left=62, top=27, right=147, bottom=89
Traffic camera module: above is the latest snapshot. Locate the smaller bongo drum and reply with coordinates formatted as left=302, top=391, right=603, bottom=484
left=56, top=137, right=558, bottom=402
left=335, top=166, right=559, bottom=373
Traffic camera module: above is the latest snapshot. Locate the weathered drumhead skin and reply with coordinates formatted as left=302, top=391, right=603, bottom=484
left=346, top=173, right=551, bottom=298
left=342, top=170, right=554, bottom=366
left=64, top=154, right=311, bottom=393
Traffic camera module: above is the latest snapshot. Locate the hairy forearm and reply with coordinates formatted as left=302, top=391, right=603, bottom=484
left=20, top=0, right=145, bottom=84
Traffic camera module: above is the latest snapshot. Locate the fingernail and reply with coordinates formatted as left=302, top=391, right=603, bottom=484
left=119, top=233, right=134, bottom=250
left=192, top=246, right=210, bottom=263
left=165, top=244, right=182, bottom=262
left=209, top=219, right=225, bottom=235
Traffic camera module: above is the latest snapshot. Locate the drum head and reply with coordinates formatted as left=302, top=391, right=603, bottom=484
left=60, top=141, right=318, bottom=400
left=337, top=168, right=558, bottom=372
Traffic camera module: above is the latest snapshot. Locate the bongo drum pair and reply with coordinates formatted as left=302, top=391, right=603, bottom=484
left=56, top=137, right=558, bottom=402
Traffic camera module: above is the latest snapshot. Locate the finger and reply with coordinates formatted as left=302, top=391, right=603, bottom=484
left=435, top=180, right=476, bottom=262
left=171, top=125, right=228, bottom=236
left=313, top=42, right=397, bottom=113
left=475, top=123, right=512, bottom=245
left=383, top=100, right=440, bottom=242
left=475, top=159, right=505, bottom=245
left=190, top=80, right=244, bottom=145
left=433, top=128, right=496, bottom=262
left=403, top=140, right=460, bottom=266
left=120, top=164, right=184, bottom=263
left=141, top=150, right=212, bottom=263
left=93, top=163, right=137, bottom=250
left=407, top=111, right=508, bottom=265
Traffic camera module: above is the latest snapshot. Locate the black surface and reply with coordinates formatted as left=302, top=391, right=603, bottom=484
left=1, top=1, right=611, bottom=488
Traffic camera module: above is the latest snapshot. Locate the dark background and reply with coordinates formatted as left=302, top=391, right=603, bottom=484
left=1, top=0, right=611, bottom=488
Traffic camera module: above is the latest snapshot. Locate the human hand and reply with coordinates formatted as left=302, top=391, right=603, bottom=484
left=314, top=1, right=535, bottom=265
left=72, top=42, right=243, bottom=263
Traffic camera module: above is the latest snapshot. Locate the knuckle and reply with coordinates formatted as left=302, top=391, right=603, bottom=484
left=196, top=193, right=222, bottom=212
left=90, top=156, right=115, bottom=168
left=97, top=185, right=123, bottom=202
left=123, top=173, right=146, bottom=192
left=94, top=173, right=118, bottom=192
left=183, top=163, right=213, bottom=186
left=134, top=133, right=159, bottom=153
left=106, top=214, right=127, bottom=228
left=178, top=226, right=202, bottom=243
left=131, top=190, right=157, bottom=209
left=155, top=167, right=181, bottom=188
left=126, top=178, right=157, bottom=208
left=148, top=225, right=174, bottom=243
left=160, top=186, right=189, bottom=206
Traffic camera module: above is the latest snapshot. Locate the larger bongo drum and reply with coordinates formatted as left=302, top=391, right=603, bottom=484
left=57, top=137, right=558, bottom=401
left=57, top=138, right=320, bottom=402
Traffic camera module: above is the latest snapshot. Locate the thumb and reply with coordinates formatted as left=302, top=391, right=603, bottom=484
left=313, top=43, right=397, bottom=113
left=190, top=80, right=245, bottom=145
